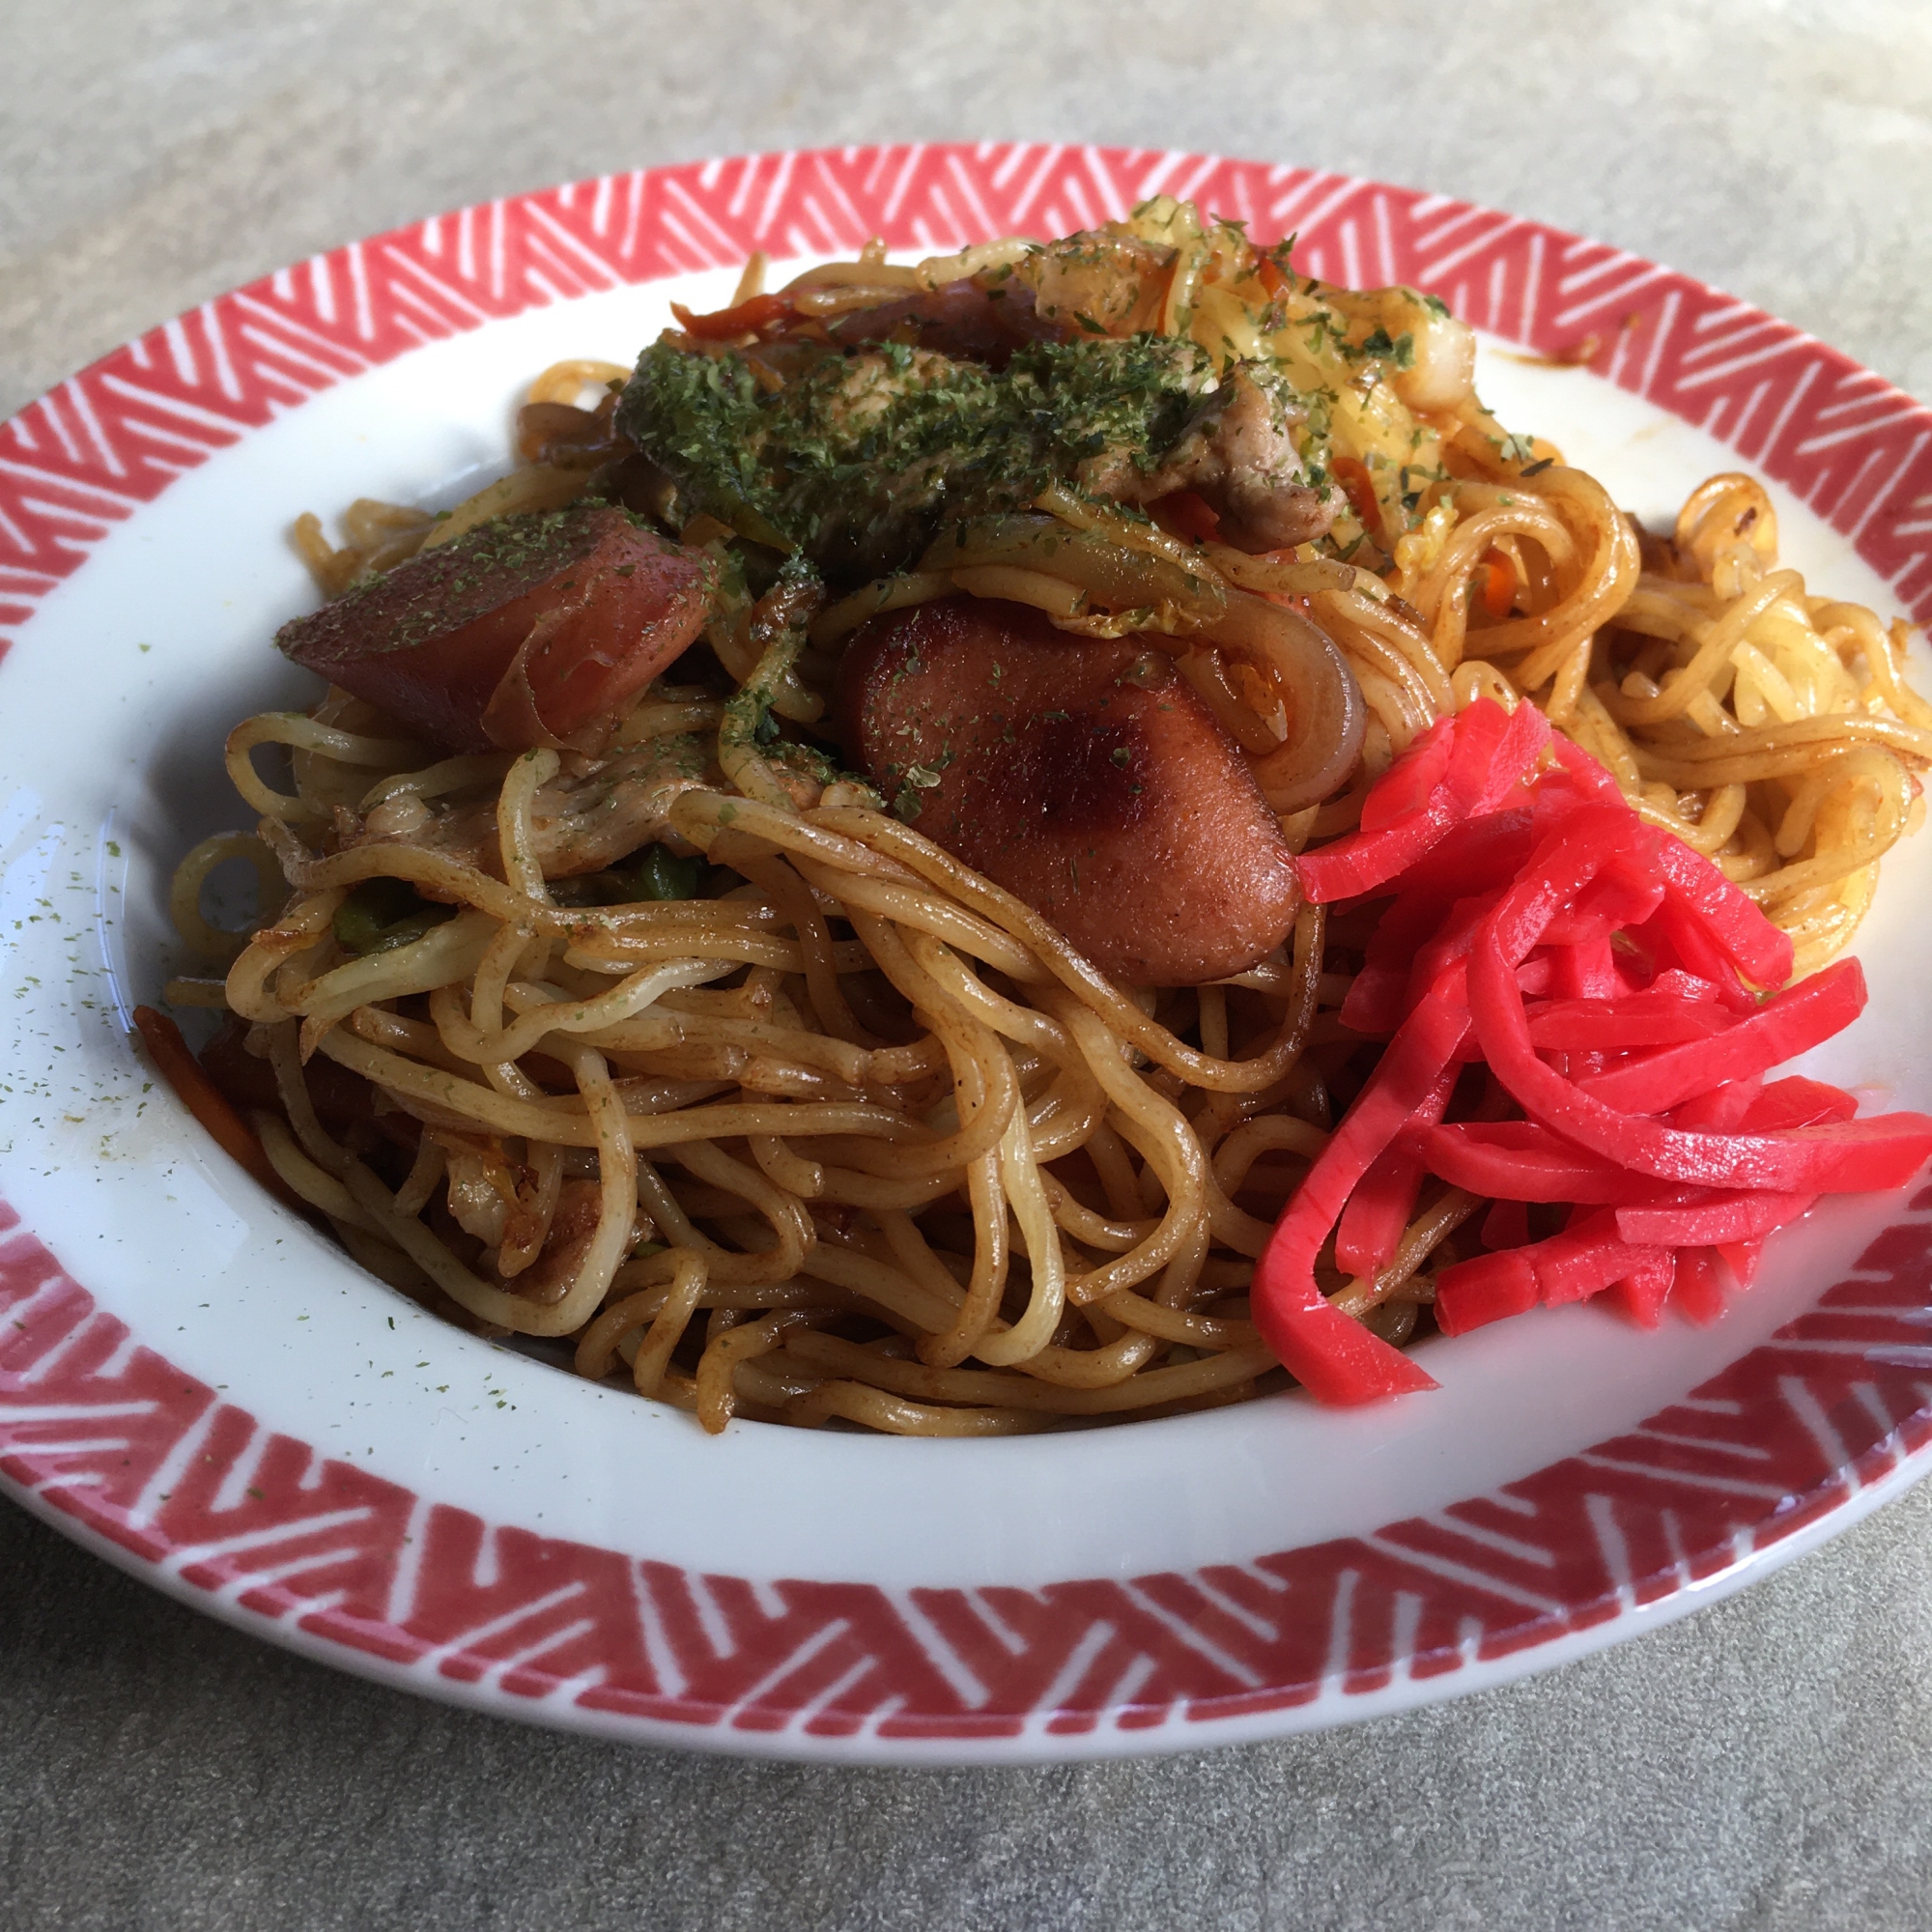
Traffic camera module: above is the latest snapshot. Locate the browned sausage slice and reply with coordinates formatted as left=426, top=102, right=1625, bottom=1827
left=835, top=597, right=1302, bottom=984
left=277, top=503, right=715, bottom=753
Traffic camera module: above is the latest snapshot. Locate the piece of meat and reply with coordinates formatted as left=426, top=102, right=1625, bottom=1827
left=1089, top=363, right=1337, bottom=553
left=277, top=504, right=716, bottom=754
left=348, top=730, right=717, bottom=880
left=827, top=279, right=1067, bottom=366
left=620, top=327, right=1221, bottom=587
left=834, top=597, right=1302, bottom=985
left=503, top=1179, right=612, bottom=1304
left=1010, top=232, right=1173, bottom=337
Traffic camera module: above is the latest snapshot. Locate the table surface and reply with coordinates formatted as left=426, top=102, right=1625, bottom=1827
left=6, top=3, right=1932, bottom=1926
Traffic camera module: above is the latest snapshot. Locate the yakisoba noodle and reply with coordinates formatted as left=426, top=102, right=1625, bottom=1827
left=163, top=198, right=1932, bottom=1434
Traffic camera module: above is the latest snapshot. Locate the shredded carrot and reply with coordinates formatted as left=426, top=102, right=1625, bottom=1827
left=1329, top=455, right=1383, bottom=541
left=668, top=293, right=794, bottom=340
left=130, top=1006, right=305, bottom=1212
left=1476, top=547, right=1516, bottom=619
left=1149, top=489, right=1221, bottom=544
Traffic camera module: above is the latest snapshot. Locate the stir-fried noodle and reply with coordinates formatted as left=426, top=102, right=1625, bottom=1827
left=162, top=200, right=1932, bottom=1432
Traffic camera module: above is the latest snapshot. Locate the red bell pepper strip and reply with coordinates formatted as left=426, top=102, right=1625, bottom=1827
left=1482, top=1198, right=1531, bottom=1248
left=1343, top=811, right=1536, bottom=1034
left=1668, top=1073, right=1764, bottom=1132
left=1299, top=699, right=1547, bottom=904
left=1615, top=1189, right=1817, bottom=1246
left=1604, top=1251, right=1677, bottom=1328
left=1359, top=716, right=1455, bottom=831
left=1525, top=1208, right=1672, bottom=1305
left=1741, top=1076, right=1860, bottom=1131
left=1545, top=855, right=1667, bottom=943
left=1250, top=991, right=1467, bottom=1402
left=1717, top=1236, right=1766, bottom=1288
left=1524, top=989, right=1735, bottom=1052
left=1384, top=808, right=1536, bottom=903
left=1668, top=1247, right=1730, bottom=1326
left=1335, top=1065, right=1460, bottom=1275
left=1648, top=834, right=1794, bottom=991
left=1420, top=1121, right=1667, bottom=1204
left=1297, top=805, right=1459, bottom=904
left=1465, top=697, right=1553, bottom=814
left=1624, top=900, right=1758, bottom=1014
left=1545, top=933, right=1622, bottom=1001
left=1467, top=833, right=1932, bottom=1192
left=1434, top=1248, right=1541, bottom=1334
left=1577, top=958, right=1866, bottom=1116
left=1548, top=734, right=1628, bottom=806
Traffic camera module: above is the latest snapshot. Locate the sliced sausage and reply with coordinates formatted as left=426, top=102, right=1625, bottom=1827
left=835, top=597, right=1301, bottom=985
left=277, top=503, right=715, bottom=753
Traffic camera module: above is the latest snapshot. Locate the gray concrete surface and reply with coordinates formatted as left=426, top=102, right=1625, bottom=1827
left=6, top=3, right=1932, bottom=1926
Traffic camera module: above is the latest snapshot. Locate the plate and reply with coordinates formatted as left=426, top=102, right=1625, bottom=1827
left=5, top=145, right=1932, bottom=1765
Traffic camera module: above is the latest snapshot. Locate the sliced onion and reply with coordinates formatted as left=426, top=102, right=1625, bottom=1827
left=1175, top=648, right=1283, bottom=755
left=1203, top=544, right=1361, bottom=602
left=1205, top=591, right=1366, bottom=811
left=913, top=515, right=1364, bottom=810
left=918, top=515, right=1228, bottom=626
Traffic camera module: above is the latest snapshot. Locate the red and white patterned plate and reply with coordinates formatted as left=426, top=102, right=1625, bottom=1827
left=5, top=146, right=1932, bottom=1763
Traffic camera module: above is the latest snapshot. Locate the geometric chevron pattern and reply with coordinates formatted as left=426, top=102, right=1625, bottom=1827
left=6, top=145, right=1932, bottom=668
left=5, top=148, right=1932, bottom=1747
left=6, top=1184, right=1930, bottom=1743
